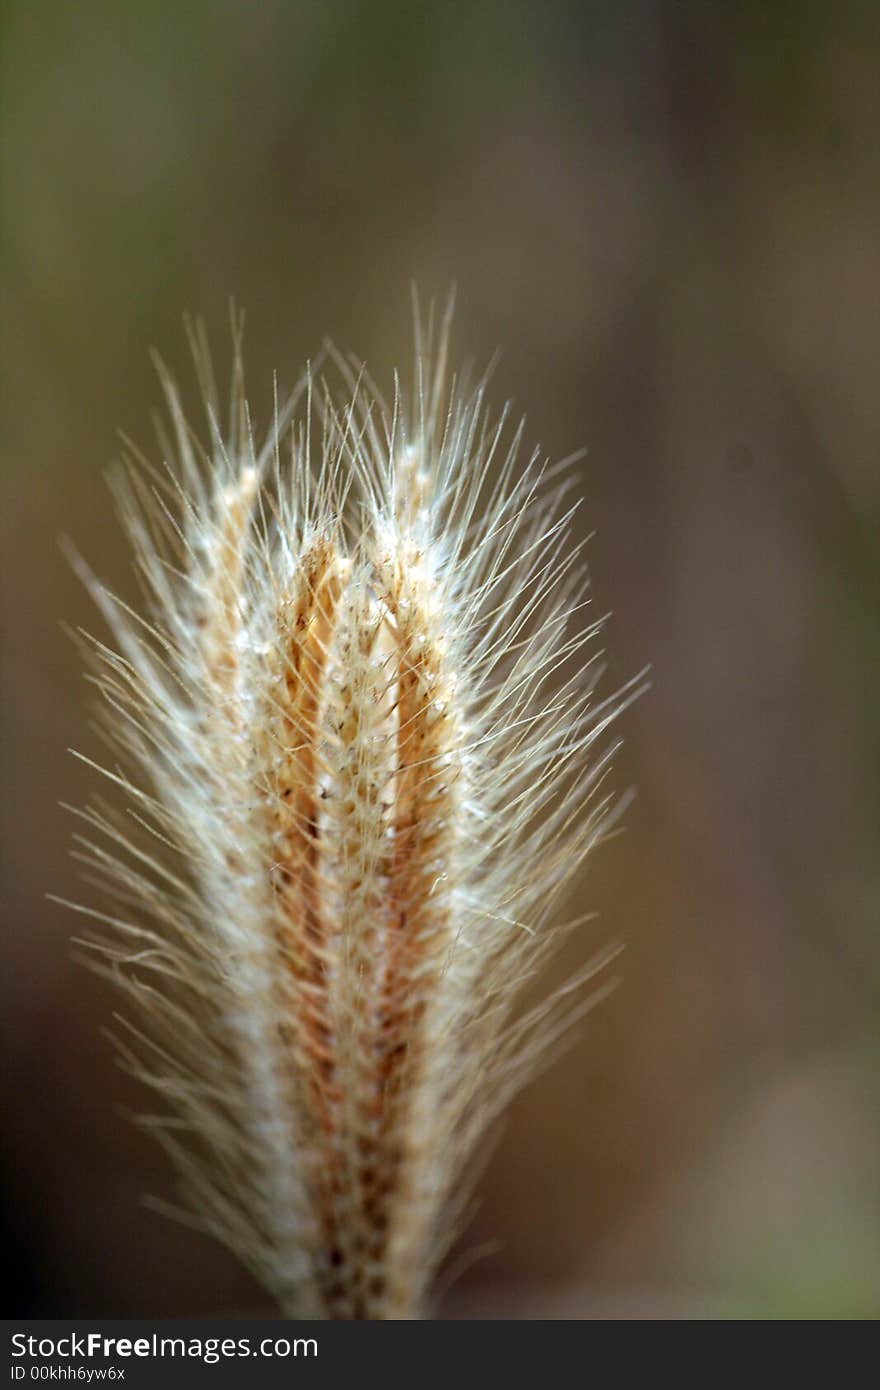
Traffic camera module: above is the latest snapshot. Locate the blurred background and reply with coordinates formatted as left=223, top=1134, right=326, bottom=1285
left=2, top=0, right=879, bottom=1318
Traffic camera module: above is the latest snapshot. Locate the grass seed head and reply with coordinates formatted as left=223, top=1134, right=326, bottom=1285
left=62, top=301, right=641, bottom=1318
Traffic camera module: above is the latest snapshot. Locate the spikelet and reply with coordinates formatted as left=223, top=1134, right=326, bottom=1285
left=59, top=303, right=641, bottom=1319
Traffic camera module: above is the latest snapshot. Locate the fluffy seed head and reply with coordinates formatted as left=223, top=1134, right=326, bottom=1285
left=61, top=303, right=640, bottom=1318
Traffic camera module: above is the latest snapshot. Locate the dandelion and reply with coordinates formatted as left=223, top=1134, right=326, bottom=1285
left=58, top=301, right=641, bottom=1319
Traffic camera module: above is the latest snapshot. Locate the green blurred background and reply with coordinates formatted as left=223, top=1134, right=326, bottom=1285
left=2, top=0, right=879, bottom=1317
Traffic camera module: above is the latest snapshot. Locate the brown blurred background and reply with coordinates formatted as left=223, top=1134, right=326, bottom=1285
left=2, top=1, right=879, bottom=1318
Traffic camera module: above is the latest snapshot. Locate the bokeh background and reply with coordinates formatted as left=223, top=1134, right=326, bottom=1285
left=3, top=1, right=879, bottom=1318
